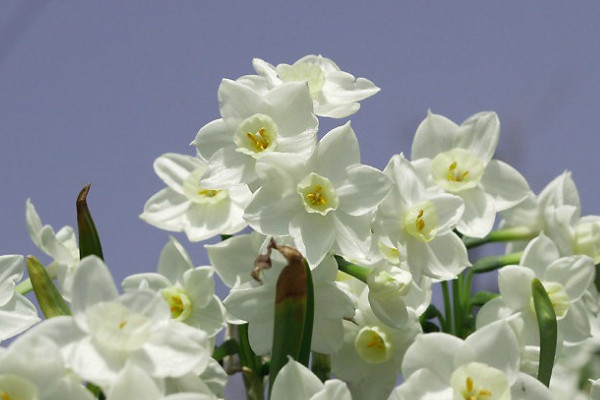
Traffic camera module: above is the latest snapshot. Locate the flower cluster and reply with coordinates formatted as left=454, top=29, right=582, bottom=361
left=3, top=54, right=600, bottom=400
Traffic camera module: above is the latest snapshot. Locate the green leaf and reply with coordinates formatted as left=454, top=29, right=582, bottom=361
left=26, top=256, right=71, bottom=318
left=268, top=242, right=309, bottom=398
left=531, top=278, right=557, bottom=387
left=77, top=184, right=104, bottom=260
left=298, top=259, right=314, bottom=366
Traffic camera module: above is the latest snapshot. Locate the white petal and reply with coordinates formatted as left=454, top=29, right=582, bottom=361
left=136, top=322, right=210, bottom=378
left=315, top=102, right=360, bottom=118
left=461, top=321, right=520, bottom=383
left=0, top=254, right=24, bottom=284
left=336, top=164, right=390, bottom=216
left=498, top=265, right=535, bottom=311
left=383, top=154, right=425, bottom=207
left=538, top=171, right=581, bottom=212
left=456, top=188, right=496, bottom=238
left=200, top=147, right=256, bottom=188
left=510, top=372, right=553, bottom=400
left=271, top=358, right=323, bottom=400
left=140, top=188, right=190, bottom=232
left=544, top=255, right=594, bottom=301
left=188, top=295, right=225, bottom=337
left=183, top=267, right=215, bottom=308
left=411, top=110, right=459, bottom=160
left=72, top=256, right=119, bottom=320
left=475, top=297, right=515, bottom=330
left=193, top=119, right=232, bottom=162
left=454, top=111, right=500, bottom=165
left=391, top=368, right=453, bottom=400
left=206, top=233, right=265, bottom=287
left=154, top=154, right=201, bottom=194
left=481, top=160, right=531, bottom=211
left=520, top=234, right=559, bottom=277
left=255, top=152, right=309, bottom=193
left=332, top=212, right=371, bottom=263
left=402, top=332, right=462, bottom=381
left=428, top=193, right=464, bottom=235
left=290, top=213, right=336, bottom=267
left=156, top=237, right=194, bottom=283
left=407, top=234, right=469, bottom=280
left=368, top=290, right=409, bottom=329
left=315, top=123, right=360, bottom=184
left=121, top=273, right=171, bottom=292
left=560, top=299, right=591, bottom=345
left=183, top=201, right=234, bottom=242
left=218, top=79, right=265, bottom=120
left=106, top=363, right=162, bottom=400
left=244, top=189, right=301, bottom=237
left=265, top=82, right=317, bottom=140
left=310, top=380, right=352, bottom=400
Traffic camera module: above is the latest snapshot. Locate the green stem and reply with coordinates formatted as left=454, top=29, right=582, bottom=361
left=419, top=305, right=446, bottom=331
left=452, top=278, right=464, bottom=338
left=310, top=352, right=331, bottom=382
left=471, top=252, right=522, bottom=274
left=212, top=339, right=239, bottom=362
left=238, top=324, right=264, bottom=400
left=441, top=280, right=453, bottom=334
left=462, top=226, right=537, bottom=249
left=334, top=255, right=369, bottom=283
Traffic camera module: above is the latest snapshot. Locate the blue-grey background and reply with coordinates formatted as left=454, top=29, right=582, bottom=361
left=1, top=2, right=600, bottom=396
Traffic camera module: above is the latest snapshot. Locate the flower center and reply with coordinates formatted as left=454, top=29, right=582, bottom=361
left=234, top=113, right=278, bottom=158
left=403, top=201, right=439, bottom=242
left=297, top=173, right=339, bottom=215
left=161, top=286, right=193, bottom=321
left=431, top=148, right=484, bottom=192
left=0, top=375, right=40, bottom=400
left=529, top=281, right=570, bottom=320
left=450, top=362, right=509, bottom=400
left=276, top=61, right=326, bottom=97
left=574, top=221, right=600, bottom=264
left=86, top=302, right=153, bottom=351
left=182, top=167, right=228, bottom=204
left=354, top=326, right=393, bottom=364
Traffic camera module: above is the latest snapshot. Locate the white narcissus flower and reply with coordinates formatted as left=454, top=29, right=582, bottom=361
left=192, top=79, right=318, bottom=189
left=252, top=55, right=380, bottom=118
left=30, top=256, right=211, bottom=392
left=390, top=321, right=552, bottom=400
left=0, top=332, right=94, bottom=400
left=26, top=199, right=80, bottom=299
left=373, top=153, right=469, bottom=281
left=477, top=234, right=595, bottom=350
left=216, top=233, right=355, bottom=355
left=122, top=237, right=225, bottom=338
left=411, top=110, right=531, bottom=238
left=244, top=123, right=391, bottom=266
left=140, top=153, right=252, bottom=242
left=331, top=286, right=421, bottom=400
left=271, top=357, right=352, bottom=400
left=0, top=254, right=40, bottom=341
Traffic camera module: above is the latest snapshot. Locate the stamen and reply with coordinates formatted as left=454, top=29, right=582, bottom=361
left=466, top=377, right=474, bottom=393
left=1, top=391, right=10, bottom=400
left=118, top=321, right=127, bottom=329
left=415, top=209, right=425, bottom=231
left=197, top=189, right=220, bottom=197
left=306, top=185, right=327, bottom=206
left=246, top=128, right=270, bottom=151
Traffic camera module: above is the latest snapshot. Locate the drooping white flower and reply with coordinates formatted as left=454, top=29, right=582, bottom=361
left=122, top=237, right=225, bottom=337
left=251, top=55, right=380, bottom=118
left=192, top=79, right=318, bottom=188
left=411, top=110, right=531, bottom=238
left=0, top=254, right=40, bottom=341
left=373, top=153, right=469, bottom=280
left=390, top=321, right=552, bottom=400
left=218, top=233, right=355, bottom=355
left=140, top=153, right=252, bottom=242
left=244, top=123, right=391, bottom=266
left=0, top=331, right=94, bottom=400
left=30, top=256, right=211, bottom=392
left=25, top=199, right=79, bottom=299
left=271, top=357, right=352, bottom=400
left=477, top=234, right=595, bottom=350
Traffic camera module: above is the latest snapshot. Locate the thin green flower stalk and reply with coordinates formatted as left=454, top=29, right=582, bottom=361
left=462, top=225, right=537, bottom=249
left=532, top=278, right=558, bottom=387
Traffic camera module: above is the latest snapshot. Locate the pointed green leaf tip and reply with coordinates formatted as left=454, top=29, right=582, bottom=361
left=531, top=278, right=557, bottom=387
left=77, top=184, right=104, bottom=260
left=26, top=256, right=71, bottom=318
left=266, top=239, right=314, bottom=399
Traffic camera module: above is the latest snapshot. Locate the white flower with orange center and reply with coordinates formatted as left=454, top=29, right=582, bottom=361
left=192, top=79, right=318, bottom=188
left=477, top=234, right=595, bottom=350
left=244, top=122, right=391, bottom=266
left=373, top=154, right=469, bottom=280
left=389, top=322, right=552, bottom=400
left=411, top=110, right=531, bottom=238
left=140, top=153, right=251, bottom=242
left=251, top=54, right=380, bottom=118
